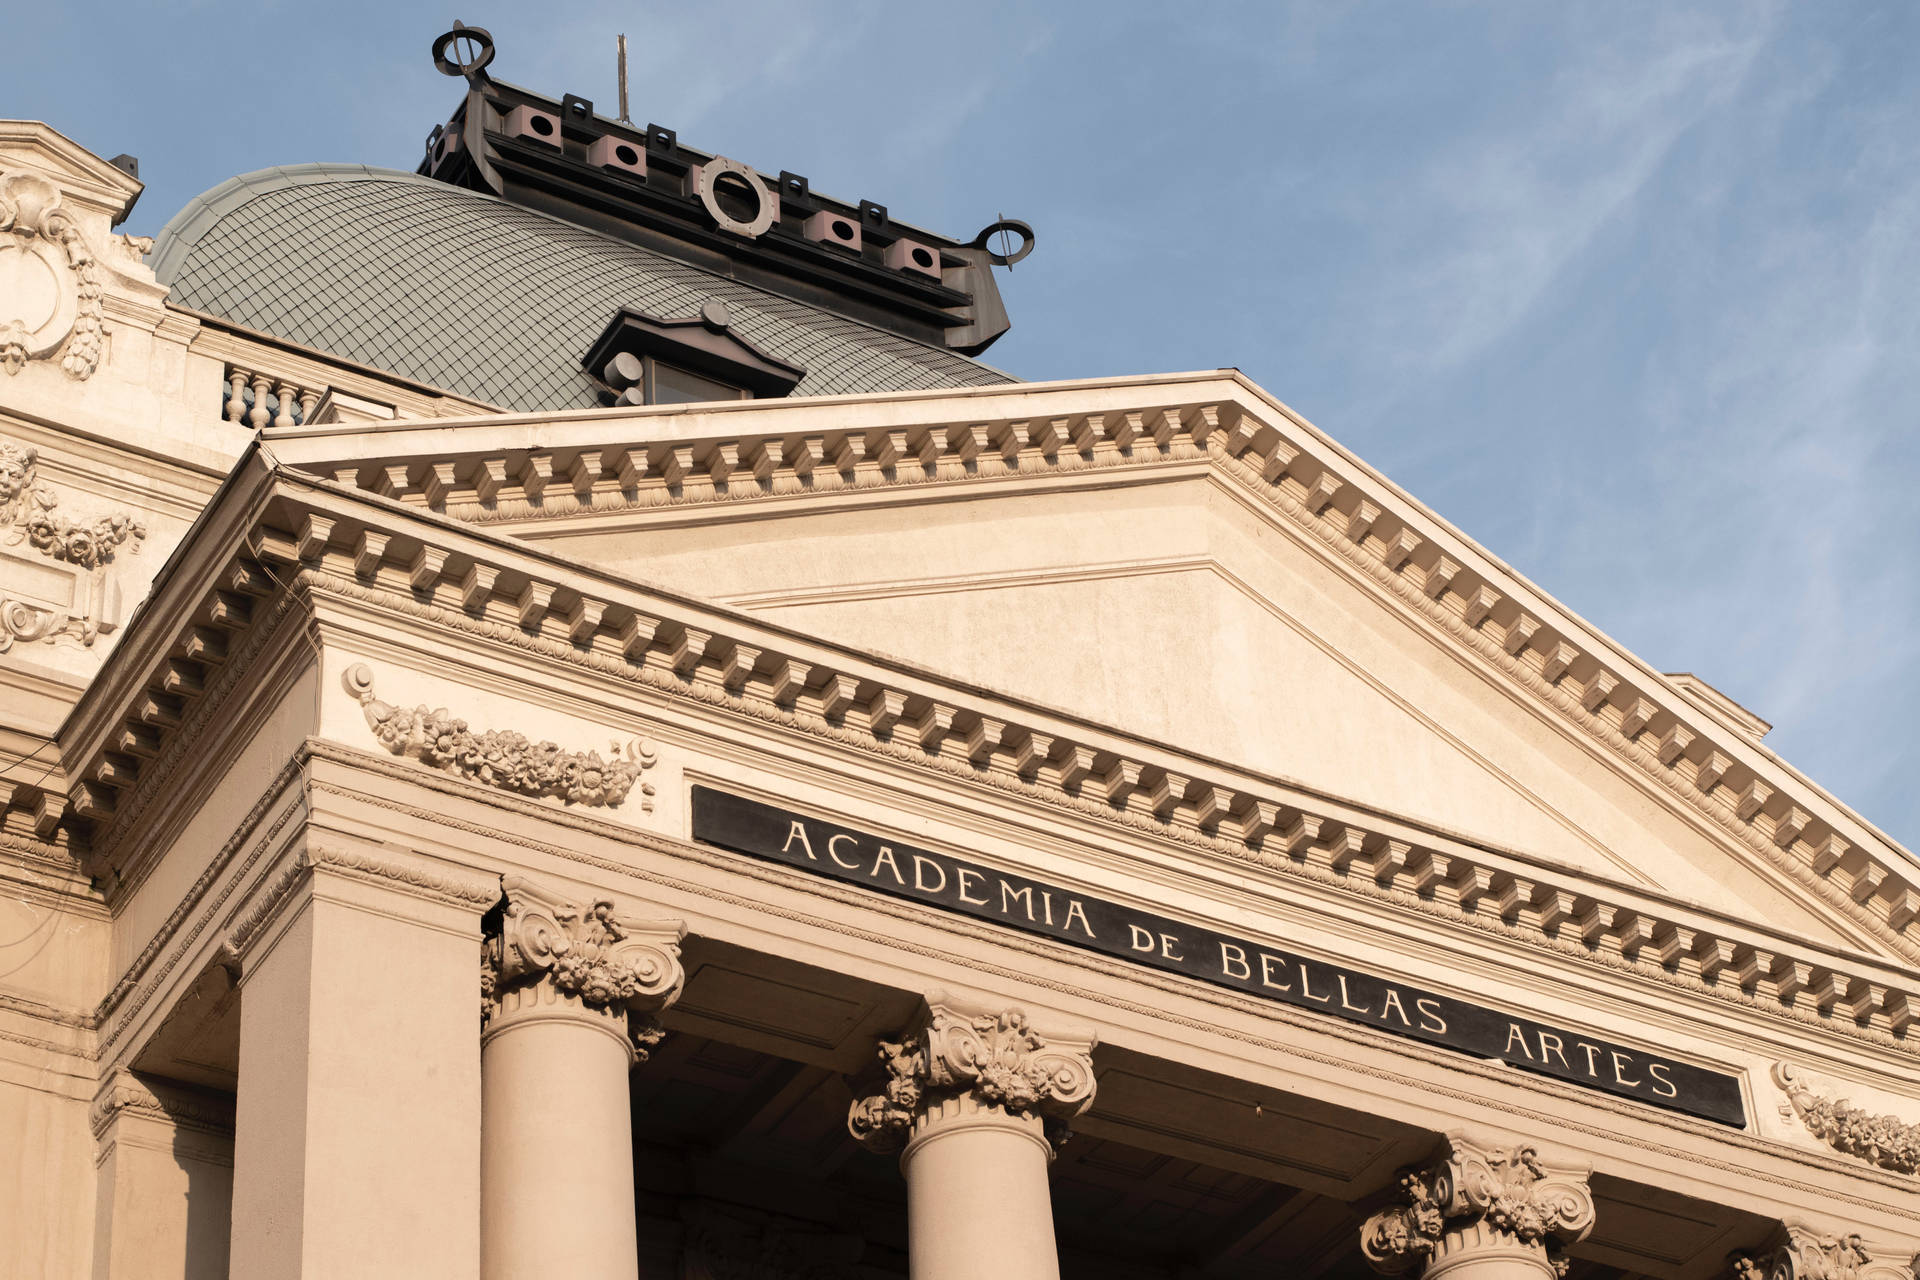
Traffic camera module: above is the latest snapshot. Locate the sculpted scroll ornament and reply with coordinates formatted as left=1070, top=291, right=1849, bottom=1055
left=846, top=997, right=1097, bottom=1154
left=343, top=663, right=656, bottom=809
left=0, top=172, right=104, bottom=379
left=0, top=437, right=144, bottom=650
left=1361, top=1137, right=1595, bottom=1277
left=1773, top=1062, right=1920, bottom=1176
left=481, top=874, right=684, bottom=1057
left=1728, top=1225, right=1914, bottom=1280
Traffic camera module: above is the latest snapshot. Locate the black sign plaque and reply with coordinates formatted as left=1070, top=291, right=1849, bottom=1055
left=691, top=786, right=1746, bottom=1127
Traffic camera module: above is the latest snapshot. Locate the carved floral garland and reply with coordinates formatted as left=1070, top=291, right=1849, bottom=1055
left=0, top=437, right=144, bottom=650
left=343, top=663, right=655, bottom=809
left=1774, top=1062, right=1920, bottom=1176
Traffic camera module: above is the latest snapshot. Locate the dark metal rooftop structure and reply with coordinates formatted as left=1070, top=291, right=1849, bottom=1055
left=149, top=165, right=1018, bottom=412
left=417, top=22, right=1033, bottom=358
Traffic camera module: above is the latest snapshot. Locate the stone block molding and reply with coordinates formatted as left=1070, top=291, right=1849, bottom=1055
left=264, top=373, right=1920, bottom=969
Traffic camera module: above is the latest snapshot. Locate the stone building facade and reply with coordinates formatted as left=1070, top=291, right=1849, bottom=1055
left=2, top=32, right=1917, bottom=1280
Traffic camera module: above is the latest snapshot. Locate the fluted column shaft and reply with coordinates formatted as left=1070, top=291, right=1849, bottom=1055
left=848, top=992, right=1097, bottom=1280
left=479, top=876, right=684, bottom=1280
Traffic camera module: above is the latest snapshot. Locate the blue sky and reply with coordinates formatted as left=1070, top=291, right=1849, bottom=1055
left=13, top=2, right=1919, bottom=851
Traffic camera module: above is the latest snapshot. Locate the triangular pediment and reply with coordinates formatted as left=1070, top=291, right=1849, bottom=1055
left=0, top=121, right=145, bottom=225
left=257, top=373, right=1920, bottom=963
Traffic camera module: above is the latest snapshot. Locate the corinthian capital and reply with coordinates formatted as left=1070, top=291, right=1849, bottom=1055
left=846, top=991, right=1097, bottom=1153
left=481, top=874, right=685, bottom=1059
left=1730, top=1225, right=1913, bottom=1280
left=1361, top=1134, right=1595, bottom=1277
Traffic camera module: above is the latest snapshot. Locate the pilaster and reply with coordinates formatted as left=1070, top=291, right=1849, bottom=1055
left=89, top=1070, right=233, bottom=1280
left=226, top=844, right=498, bottom=1280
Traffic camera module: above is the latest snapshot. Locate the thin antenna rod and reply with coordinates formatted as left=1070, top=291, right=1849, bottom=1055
left=616, top=34, right=631, bottom=124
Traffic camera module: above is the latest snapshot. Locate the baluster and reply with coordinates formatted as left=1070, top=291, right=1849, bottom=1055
left=297, top=386, right=321, bottom=426
left=247, top=373, right=273, bottom=430
left=225, top=368, right=250, bottom=423
left=272, top=381, right=297, bottom=431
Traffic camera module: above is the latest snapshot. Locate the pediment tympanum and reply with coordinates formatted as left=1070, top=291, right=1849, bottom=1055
left=254, top=373, right=1920, bottom=964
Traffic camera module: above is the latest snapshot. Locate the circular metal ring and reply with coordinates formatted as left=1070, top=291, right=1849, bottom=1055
left=969, top=218, right=1035, bottom=267
left=696, top=157, right=777, bottom=240
left=432, top=23, right=496, bottom=79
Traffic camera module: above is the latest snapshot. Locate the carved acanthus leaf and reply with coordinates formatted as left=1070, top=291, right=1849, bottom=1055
left=1728, top=1224, right=1912, bottom=1280
left=343, top=663, right=657, bottom=809
left=1361, top=1136, right=1595, bottom=1276
left=846, top=995, right=1097, bottom=1153
left=1774, top=1062, right=1920, bottom=1176
left=482, top=874, right=685, bottom=1057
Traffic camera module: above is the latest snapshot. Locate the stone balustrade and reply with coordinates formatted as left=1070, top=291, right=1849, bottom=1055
left=220, top=365, right=321, bottom=430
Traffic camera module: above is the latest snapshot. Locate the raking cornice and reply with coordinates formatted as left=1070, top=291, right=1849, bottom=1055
left=54, top=463, right=1920, bottom=1053
left=253, top=371, right=1919, bottom=962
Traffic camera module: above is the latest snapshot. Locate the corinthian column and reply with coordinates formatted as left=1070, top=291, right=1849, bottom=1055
left=480, top=875, right=685, bottom=1280
left=1361, top=1134, right=1595, bottom=1280
left=847, top=992, right=1097, bottom=1280
left=1730, top=1223, right=1916, bottom=1280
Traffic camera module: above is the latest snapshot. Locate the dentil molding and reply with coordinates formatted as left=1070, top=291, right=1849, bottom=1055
left=343, top=662, right=657, bottom=809
left=846, top=991, right=1097, bottom=1153
left=1361, top=1134, right=1595, bottom=1278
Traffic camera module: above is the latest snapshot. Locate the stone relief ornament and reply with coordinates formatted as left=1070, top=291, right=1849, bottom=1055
left=846, top=995, right=1097, bottom=1154
left=343, top=662, right=657, bottom=809
left=1361, top=1136, right=1595, bottom=1278
left=481, top=874, right=685, bottom=1056
left=1728, top=1224, right=1915, bottom=1280
left=0, top=436, right=144, bottom=651
left=0, top=172, right=105, bottom=379
left=677, top=1200, right=863, bottom=1280
left=1773, top=1062, right=1920, bottom=1176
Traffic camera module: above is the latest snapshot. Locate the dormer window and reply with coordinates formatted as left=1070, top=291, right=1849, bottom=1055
left=584, top=299, right=805, bottom=405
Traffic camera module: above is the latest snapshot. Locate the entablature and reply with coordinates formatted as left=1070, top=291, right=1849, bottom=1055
left=253, top=371, right=1920, bottom=967
left=58, top=459, right=1920, bottom=1084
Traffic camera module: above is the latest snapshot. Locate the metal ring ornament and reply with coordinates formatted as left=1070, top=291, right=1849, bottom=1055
left=970, top=218, right=1035, bottom=266
left=432, top=22, right=496, bottom=81
left=696, top=157, right=777, bottom=239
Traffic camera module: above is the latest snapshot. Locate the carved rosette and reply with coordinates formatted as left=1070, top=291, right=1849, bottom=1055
left=481, top=874, right=685, bottom=1061
left=1361, top=1136, right=1595, bottom=1279
left=846, top=994, right=1097, bottom=1156
left=1773, top=1062, right=1920, bottom=1177
left=1729, top=1224, right=1915, bottom=1280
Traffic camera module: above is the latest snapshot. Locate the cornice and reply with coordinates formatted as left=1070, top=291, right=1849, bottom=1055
left=65, top=494, right=1920, bottom=1061
left=261, top=374, right=1918, bottom=965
